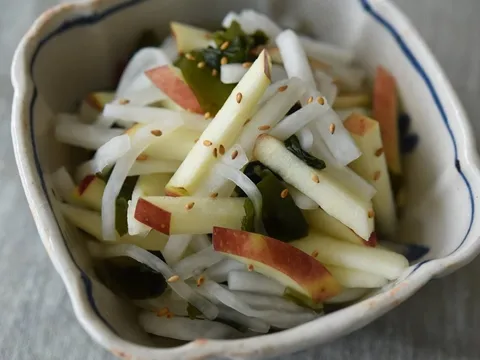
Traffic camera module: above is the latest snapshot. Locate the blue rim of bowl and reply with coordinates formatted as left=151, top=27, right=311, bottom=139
left=25, top=0, right=475, bottom=336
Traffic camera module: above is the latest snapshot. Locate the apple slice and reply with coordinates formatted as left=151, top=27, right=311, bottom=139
left=344, top=113, right=397, bottom=236
left=79, top=92, right=115, bottom=123
left=72, top=175, right=106, bottom=212
left=373, top=66, right=401, bottom=176
left=333, top=93, right=370, bottom=110
left=302, top=208, right=375, bottom=247
left=254, top=134, right=374, bottom=240
left=170, top=22, right=212, bottom=53
left=166, top=50, right=272, bottom=196
left=134, top=196, right=251, bottom=235
left=146, top=65, right=203, bottom=114
left=212, top=227, right=341, bottom=303
left=60, top=203, right=168, bottom=250
left=291, top=231, right=408, bottom=280
left=325, top=265, right=388, bottom=288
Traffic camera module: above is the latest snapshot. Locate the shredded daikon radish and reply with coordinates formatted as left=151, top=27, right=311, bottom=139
left=189, top=234, right=212, bottom=252
left=314, top=70, right=338, bottom=105
left=223, top=10, right=282, bottom=40
left=271, top=65, right=288, bottom=82
left=227, top=271, right=285, bottom=296
left=74, top=134, right=131, bottom=182
left=160, top=35, right=178, bottom=62
left=221, top=64, right=247, bottom=84
left=296, top=127, right=314, bottom=152
left=134, top=292, right=189, bottom=316
left=103, top=104, right=208, bottom=132
left=299, top=35, right=354, bottom=66
left=203, top=259, right=245, bottom=283
left=221, top=144, right=249, bottom=169
left=231, top=291, right=310, bottom=313
left=55, top=114, right=124, bottom=150
left=173, top=246, right=224, bottom=280
left=258, top=79, right=290, bottom=105
left=285, top=184, right=318, bottom=210
left=50, top=167, right=77, bottom=203
left=163, top=234, right=193, bottom=265
left=87, top=243, right=218, bottom=319
left=128, top=159, right=181, bottom=176
left=139, top=312, right=240, bottom=340
left=217, top=305, right=270, bottom=333
left=120, top=84, right=167, bottom=107
left=325, top=166, right=377, bottom=202
left=324, top=288, right=369, bottom=304
left=328, top=66, right=366, bottom=92
left=92, top=115, right=116, bottom=129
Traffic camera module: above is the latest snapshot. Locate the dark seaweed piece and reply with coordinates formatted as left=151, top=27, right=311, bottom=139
left=285, top=135, right=326, bottom=170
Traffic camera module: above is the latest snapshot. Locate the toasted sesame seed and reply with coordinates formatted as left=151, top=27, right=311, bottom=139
left=221, top=56, right=228, bottom=65
left=317, top=96, right=325, bottom=105
left=231, top=150, right=239, bottom=160
left=185, top=202, right=195, bottom=210
left=167, top=275, right=180, bottom=283
left=311, top=250, right=319, bottom=258
left=166, top=312, right=174, bottom=319
left=211, top=69, right=218, bottom=77
left=244, top=119, right=251, bottom=126
left=368, top=209, right=375, bottom=218
left=196, top=276, right=205, bottom=287
left=156, top=307, right=169, bottom=317
left=197, top=61, right=206, bottom=69
left=213, top=148, right=218, bottom=158
left=118, top=98, right=130, bottom=105
left=329, top=123, right=336, bottom=134
left=373, top=171, right=381, bottom=181
left=151, top=129, right=162, bottom=137
left=258, top=125, right=271, bottom=131
left=204, top=112, right=212, bottom=119
left=203, top=140, right=213, bottom=147
left=236, top=92, right=243, bottom=103
left=278, top=85, right=288, bottom=92
left=194, top=138, right=199, bottom=143
left=242, top=62, right=252, bottom=68
left=185, top=53, right=195, bottom=61
left=210, top=192, right=219, bottom=199
left=219, top=144, right=225, bottom=155
left=280, top=189, right=289, bottom=198
left=375, top=148, right=384, bottom=157
left=220, top=41, right=230, bottom=50
left=136, top=154, right=148, bottom=161
left=312, top=174, right=320, bottom=183
left=307, top=96, right=314, bottom=104
left=247, top=264, right=254, bottom=271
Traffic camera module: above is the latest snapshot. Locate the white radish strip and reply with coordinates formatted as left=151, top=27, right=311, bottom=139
left=120, top=84, right=167, bottom=106
left=189, top=234, right=212, bottom=252
left=92, top=115, right=116, bottom=128
left=328, top=66, right=366, bottom=92
left=74, top=134, right=131, bottom=182
left=325, top=265, right=388, bottom=288
left=173, top=246, right=224, bottom=280
left=276, top=30, right=316, bottom=90
left=163, top=234, right=193, bottom=266
left=217, top=305, right=270, bottom=334
left=269, top=100, right=329, bottom=140
left=214, top=163, right=263, bottom=233
left=314, top=70, right=338, bottom=105
left=161, top=35, right=178, bottom=62
left=299, top=35, right=354, bottom=66
left=134, top=293, right=189, bottom=316
left=291, top=233, right=409, bottom=280
left=128, top=159, right=181, bottom=176
left=271, top=65, right=288, bottom=82
left=203, top=259, right=245, bottom=283
left=325, top=288, right=369, bottom=304
left=138, top=312, right=240, bottom=340
left=55, top=114, right=124, bottom=150
left=296, top=127, right=314, bottom=152
left=237, top=10, right=282, bottom=40
left=103, top=104, right=208, bottom=132
left=325, top=166, right=377, bottom=202
left=258, top=79, right=290, bottom=105
left=309, top=129, right=338, bottom=165
left=238, top=77, right=306, bottom=157
left=102, top=123, right=180, bottom=240
left=227, top=271, right=285, bottom=296
left=221, top=144, right=249, bottom=169
left=222, top=11, right=239, bottom=28
left=231, top=291, right=310, bottom=313
left=116, top=47, right=170, bottom=98
left=50, top=167, right=76, bottom=203
left=88, top=243, right=218, bottom=319
left=285, top=184, right=318, bottom=210
left=221, top=64, right=247, bottom=84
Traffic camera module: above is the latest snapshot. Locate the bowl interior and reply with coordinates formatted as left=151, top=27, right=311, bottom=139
left=18, top=0, right=478, bottom=351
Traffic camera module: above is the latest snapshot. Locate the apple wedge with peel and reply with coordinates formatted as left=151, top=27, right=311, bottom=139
left=344, top=113, right=397, bottom=236
left=134, top=197, right=252, bottom=235
left=254, top=134, right=374, bottom=240
left=212, top=227, right=341, bottom=303
left=146, top=65, right=203, bottom=114
left=302, top=208, right=375, bottom=247
left=291, top=231, right=408, bottom=280
left=72, top=175, right=106, bottom=212
left=59, top=203, right=168, bottom=250
left=166, top=50, right=272, bottom=196
left=79, top=92, right=115, bottom=123
left=170, top=22, right=212, bottom=53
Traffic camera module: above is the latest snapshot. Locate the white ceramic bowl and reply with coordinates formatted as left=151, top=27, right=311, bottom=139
left=11, top=0, right=480, bottom=359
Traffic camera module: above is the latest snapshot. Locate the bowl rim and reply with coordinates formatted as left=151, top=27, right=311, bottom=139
left=10, top=0, right=480, bottom=358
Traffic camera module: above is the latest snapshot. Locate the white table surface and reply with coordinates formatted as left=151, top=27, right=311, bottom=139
left=1, top=0, right=480, bottom=359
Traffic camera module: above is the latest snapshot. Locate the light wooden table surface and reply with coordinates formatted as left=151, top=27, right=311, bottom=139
left=1, top=0, right=479, bottom=359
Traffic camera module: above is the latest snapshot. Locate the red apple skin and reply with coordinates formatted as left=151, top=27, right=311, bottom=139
left=213, top=227, right=341, bottom=302
left=146, top=66, right=203, bottom=114
left=77, top=175, right=96, bottom=195
left=134, top=198, right=171, bottom=235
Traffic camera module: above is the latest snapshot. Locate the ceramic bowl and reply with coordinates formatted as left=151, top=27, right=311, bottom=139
left=11, top=0, right=480, bottom=359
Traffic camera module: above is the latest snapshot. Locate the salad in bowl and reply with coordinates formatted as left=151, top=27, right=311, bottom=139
left=50, top=9, right=426, bottom=341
